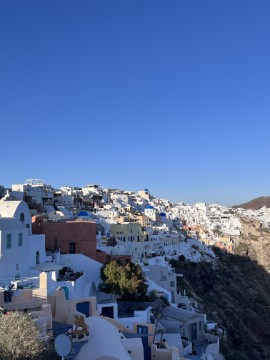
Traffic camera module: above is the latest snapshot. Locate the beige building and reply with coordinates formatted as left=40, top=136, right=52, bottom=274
left=137, top=189, right=150, bottom=201
left=134, top=213, right=151, bottom=228
left=111, top=222, right=144, bottom=243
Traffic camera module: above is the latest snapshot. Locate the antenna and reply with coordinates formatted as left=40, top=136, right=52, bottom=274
left=55, top=334, right=72, bottom=359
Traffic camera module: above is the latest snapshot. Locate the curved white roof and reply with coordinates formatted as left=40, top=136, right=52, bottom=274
left=60, top=254, right=102, bottom=288
left=0, top=201, right=22, bottom=217
left=75, top=316, right=138, bottom=360
left=0, top=200, right=32, bottom=232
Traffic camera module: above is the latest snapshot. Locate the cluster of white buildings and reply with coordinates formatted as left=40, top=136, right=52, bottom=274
left=172, top=202, right=241, bottom=237
left=0, top=196, right=222, bottom=360
left=1, top=179, right=257, bottom=359
left=5, top=179, right=244, bottom=240
left=235, top=206, right=270, bottom=228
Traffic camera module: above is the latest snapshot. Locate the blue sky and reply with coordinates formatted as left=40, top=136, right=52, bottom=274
left=1, top=0, right=270, bottom=206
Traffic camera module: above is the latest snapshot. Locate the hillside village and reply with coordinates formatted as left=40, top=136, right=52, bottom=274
left=0, top=179, right=269, bottom=360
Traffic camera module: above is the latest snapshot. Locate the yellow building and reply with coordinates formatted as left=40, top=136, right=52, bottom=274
left=110, top=222, right=144, bottom=242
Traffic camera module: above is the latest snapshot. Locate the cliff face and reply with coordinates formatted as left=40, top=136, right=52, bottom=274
left=172, top=220, right=270, bottom=360
left=234, top=217, right=270, bottom=274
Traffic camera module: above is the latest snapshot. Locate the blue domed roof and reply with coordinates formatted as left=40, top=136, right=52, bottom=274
left=145, top=205, right=153, bottom=209
left=159, top=212, right=166, bottom=217
left=78, top=211, right=89, bottom=217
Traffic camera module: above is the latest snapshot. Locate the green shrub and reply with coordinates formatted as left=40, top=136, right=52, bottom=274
left=0, top=311, right=57, bottom=360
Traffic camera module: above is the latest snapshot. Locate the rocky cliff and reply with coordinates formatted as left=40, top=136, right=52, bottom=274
left=172, top=218, right=270, bottom=359
left=234, top=216, right=270, bottom=273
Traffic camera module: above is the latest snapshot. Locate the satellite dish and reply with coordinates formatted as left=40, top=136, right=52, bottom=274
left=55, top=334, right=72, bottom=357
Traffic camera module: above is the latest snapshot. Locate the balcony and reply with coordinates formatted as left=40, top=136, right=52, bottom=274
left=0, top=276, right=39, bottom=290
left=0, top=276, right=46, bottom=311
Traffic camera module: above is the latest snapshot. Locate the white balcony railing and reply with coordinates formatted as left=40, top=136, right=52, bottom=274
left=0, top=276, right=39, bottom=289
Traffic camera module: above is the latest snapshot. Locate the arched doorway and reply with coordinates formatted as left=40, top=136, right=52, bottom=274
left=62, top=286, right=69, bottom=300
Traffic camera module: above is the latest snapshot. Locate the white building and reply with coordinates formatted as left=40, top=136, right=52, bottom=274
left=144, top=205, right=157, bottom=222
left=82, top=184, right=101, bottom=196
left=0, top=197, right=47, bottom=280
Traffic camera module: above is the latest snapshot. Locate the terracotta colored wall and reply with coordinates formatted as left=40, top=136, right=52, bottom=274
left=106, top=254, right=132, bottom=265
left=95, top=250, right=107, bottom=264
left=32, top=215, right=49, bottom=234
left=95, top=252, right=131, bottom=265
left=32, top=217, right=97, bottom=259
left=46, top=221, right=96, bottom=258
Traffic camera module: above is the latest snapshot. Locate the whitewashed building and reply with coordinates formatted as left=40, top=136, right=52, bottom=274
left=0, top=197, right=47, bottom=280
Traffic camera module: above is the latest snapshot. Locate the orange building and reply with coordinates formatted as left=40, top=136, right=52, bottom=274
left=32, top=215, right=106, bottom=262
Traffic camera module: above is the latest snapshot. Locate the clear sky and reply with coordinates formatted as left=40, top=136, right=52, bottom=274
left=1, top=0, right=270, bottom=206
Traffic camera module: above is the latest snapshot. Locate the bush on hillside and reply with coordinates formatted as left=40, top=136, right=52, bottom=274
left=0, top=311, right=58, bottom=360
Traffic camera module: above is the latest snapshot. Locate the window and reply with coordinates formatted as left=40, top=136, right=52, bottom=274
left=170, top=281, right=175, bottom=287
left=36, top=251, right=40, bottom=265
left=6, top=234, right=12, bottom=249
left=18, top=233, right=23, bottom=247
left=20, top=213, right=25, bottom=223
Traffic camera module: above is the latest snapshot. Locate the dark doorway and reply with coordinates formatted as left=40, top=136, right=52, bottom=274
left=190, top=322, right=197, bottom=340
left=76, top=302, right=90, bottom=317
left=69, top=242, right=76, bottom=254
left=101, top=306, right=114, bottom=319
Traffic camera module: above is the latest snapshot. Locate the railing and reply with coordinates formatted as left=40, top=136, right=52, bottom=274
left=46, top=249, right=60, bottom=256
left=0, top=276, right=40, bottom=289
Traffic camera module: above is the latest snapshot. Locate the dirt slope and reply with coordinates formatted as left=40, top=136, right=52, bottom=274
left=233, top=196, right=270, bottom=209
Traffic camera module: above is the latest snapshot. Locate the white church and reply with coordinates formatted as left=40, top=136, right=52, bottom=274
left=0, top=194, right=47, bottom=281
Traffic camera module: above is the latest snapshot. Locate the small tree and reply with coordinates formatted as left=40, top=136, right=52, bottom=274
left=100, top=260, right=122, bottom=299
left=118, top=262, right=148, bottom=298
left=151, top=298, right=168, bottom=319
left=100, top=260, right=148, bottom=300
left=0, top=311, right=57, bottom=360
left=151, top=298, right=168, bottom=345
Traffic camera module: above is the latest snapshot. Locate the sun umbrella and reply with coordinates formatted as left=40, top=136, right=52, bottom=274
left=33, top=261, right=63, bottom=272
